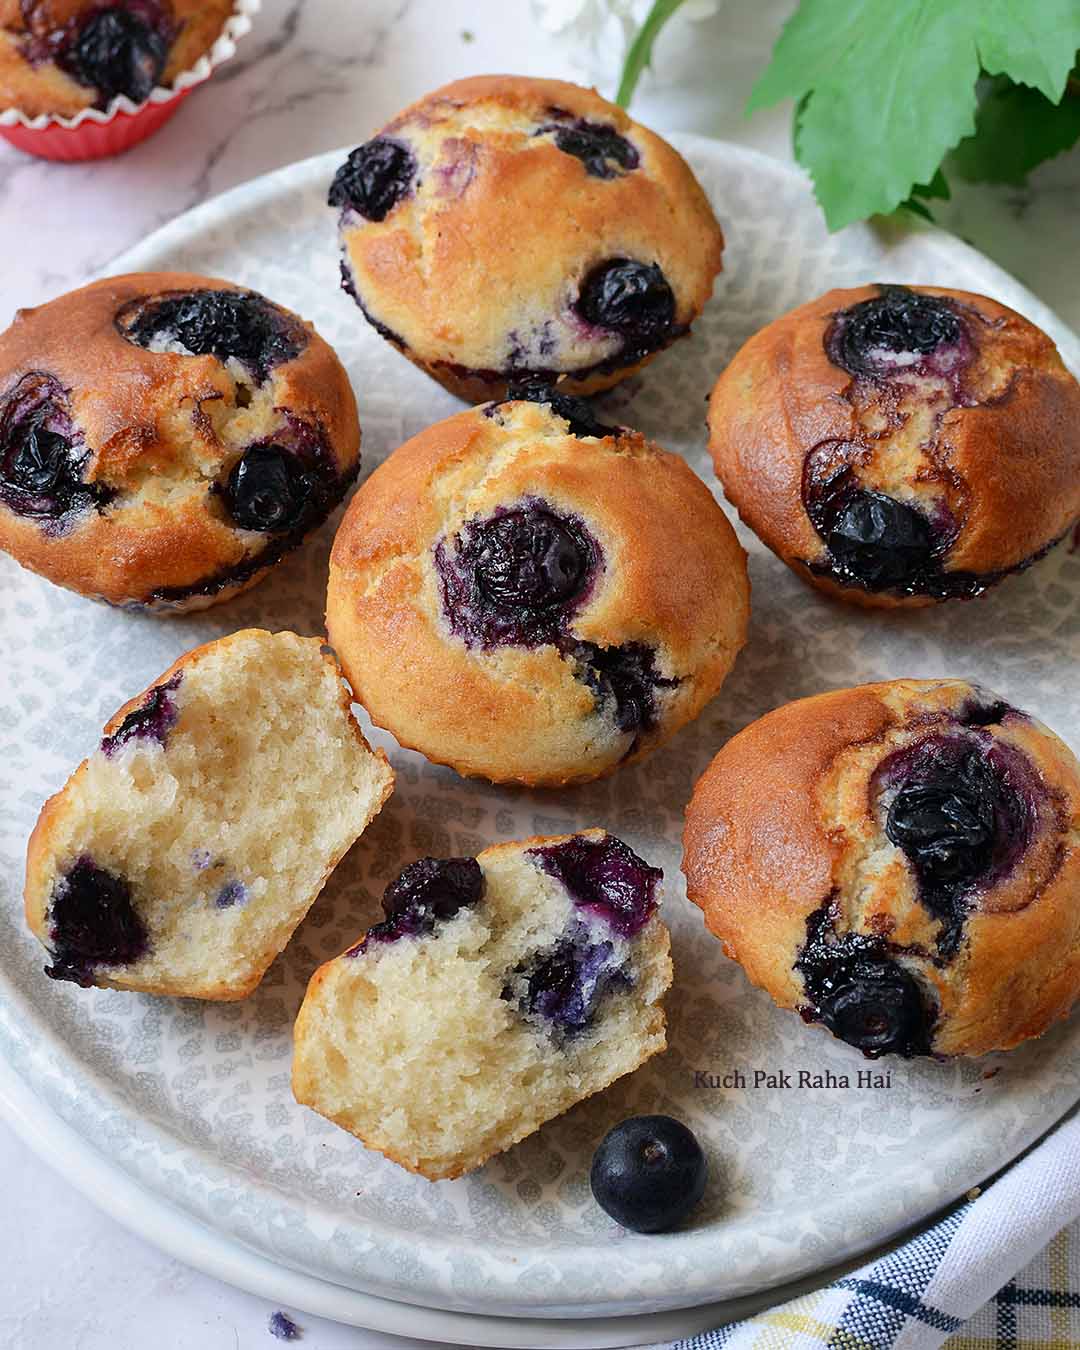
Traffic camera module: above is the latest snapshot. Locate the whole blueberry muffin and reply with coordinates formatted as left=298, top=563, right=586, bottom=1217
left=292, top=829, right=672, bottom=1179
left=683, top=680, right=1080, bottom=1059
left=25, top=630, right=394, bottom=999
left=329, top=74, right=724, bottom=403
left=0, top=0, right=235, bottom=117
left=326, top=394, right=749, bottom=786
left=0, top=272, right=360, bottom=611
left=707, top=285, right=1080, bottom=608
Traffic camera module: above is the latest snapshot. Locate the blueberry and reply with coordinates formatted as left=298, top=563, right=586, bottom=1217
left=590, top=1116, right=707, bottom=1233
left=45, top=857, right=149, bottom=987
left=121, top=289, right=303, bottom=381
left=578, top=260, right=675, bottom=345
left=64, top=8, right=167, bottom=105
left=567, top=640, right=678, bottom=735
left=224, top=444, right=313, bottom=533
left=0, top=375, right=98, bottom=524
left=796, top=910, right=933, bottom=1058
left=215, top=880, right=247, bottom=909
left=503, top=928, right=625, bottom=1033
left=268, top=1311, right=302, bottom=1342
left=826, top=285, right=965, bottom=379
left=824, top=489, right=935, bottom=590
left=101, top=672, right=182, bottom=757
left=528, top=833, right=661, bottom=938
left=497, top=380, right=618, bottom=439
left=328, top=138, right=417, bottom=221
left=886, top=770, right=996, bottom=887
left=541, top=120, right=639, bottom=179
left=435, top=500, right=599, bottom=649
left=351, top=856, right=484, bottom=952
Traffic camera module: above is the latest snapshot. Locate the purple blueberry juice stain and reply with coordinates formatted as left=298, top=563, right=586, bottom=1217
left=502, top=921, right=629, bottom=1035
left=528, top=834, right=661, bottom=939
left=100, top=672, right=181, bottom=757
left=433, top=137, right=479, bottom=198
left=873, top=730, right=1043, bottom=955
left=348, top=856, right=484, bottom=955
left=118, top=288, right=305, bottom=383
left=45, top=856, right=149, bottom=987
left=537, top=119, right=640, bottom=179
left=796, top=902, right=934, bottom=1059
left=825, top=285, right=973, bottom=384
left=435, top=498, right=600, bottom=649
left=268, top=1310, right=302, bottom=1341
left=329, top=137, right=417, bottom=220
left=191, top=849, right=213, bottom=871
left=0, top=372, right=108, bottom=530
left=215, top=880, right=247, bottom=910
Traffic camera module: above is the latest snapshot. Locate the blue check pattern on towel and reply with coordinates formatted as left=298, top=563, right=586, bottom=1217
left=666, top=1115, right=1080, bottom=1350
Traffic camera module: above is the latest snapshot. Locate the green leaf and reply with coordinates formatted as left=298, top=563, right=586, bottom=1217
left=616, top=0, right=691, bottom=109
left=951, top=76, right=1080, bottom=184
left=747, top=0, right=1080, bottom=231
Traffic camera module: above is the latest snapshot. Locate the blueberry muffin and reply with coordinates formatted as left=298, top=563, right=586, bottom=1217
left=292, top=830, right=672, bottom=1180
left=326, top=394, right=749, bottom=786
left=25, top=630, right=394, bottom=999
left=683, top=680, right=1080, bottom=1059
left=0, top=1, right=235, bottom=117
left=707, top=285, right=1080, bottom=608
left=0, top=272, right=360, bottom=611
left=329, top=74, right=724, bottom=403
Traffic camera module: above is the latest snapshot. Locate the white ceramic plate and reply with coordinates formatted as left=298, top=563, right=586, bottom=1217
left=1, top=137, right=1079, bottom=1341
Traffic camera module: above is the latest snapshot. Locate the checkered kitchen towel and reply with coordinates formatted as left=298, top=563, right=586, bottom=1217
left=668, top=1113, right=1080, bottom=1350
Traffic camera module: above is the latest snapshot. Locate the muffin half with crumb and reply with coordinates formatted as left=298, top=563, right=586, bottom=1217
left=25, top=630, right=394, bottom=999
left=292, top=830, right=672, bottom=1179
left=0, top=272, right=360, bottom=611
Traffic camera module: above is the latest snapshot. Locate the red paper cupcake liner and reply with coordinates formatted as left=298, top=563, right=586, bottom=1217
left=0, top=0, right=258, bottom=162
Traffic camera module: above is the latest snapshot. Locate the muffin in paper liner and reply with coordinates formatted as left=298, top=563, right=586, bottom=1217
left=0, top=0, right=260, bottom=161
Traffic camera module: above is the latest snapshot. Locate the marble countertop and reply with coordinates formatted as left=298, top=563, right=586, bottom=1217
left=1, top=1, right=1078, bottom=1346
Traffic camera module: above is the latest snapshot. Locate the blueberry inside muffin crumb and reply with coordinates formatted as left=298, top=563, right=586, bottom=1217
left=825, top=285, right=970, bottom=381
left=45, top=856, right=149, bottom=987
left=528, top=833, right=661, bottom=938
left=348, top=856, right=484, bottom=954
left=502, top=921, right=629, bottom=1035
left=537, top=118, right=639, bottom=179
left=101, top=672, right=182, bottom=758
left=60, top=6, right=171, bottom=108
left=328, top=137, right=418, bottom=221
left=0, top=373, right=107, bottom=529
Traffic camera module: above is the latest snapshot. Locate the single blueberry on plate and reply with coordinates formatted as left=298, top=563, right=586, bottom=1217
left=350, top=856, right=484, bottom=953
left=63, top=7, right=168, bottom=106
left=101, top=672, right=182, bottom=757
left=436, top=500, right=599, bottom=649
left=120, top=289, right=303, bottom=381
left=497, top=379, right=619, bottom=439
left=797, top=910, right=932, bottom=1058
left=224, top=444, right=315, bottom=533
left=826, top=285, right=966, bottom=379
left=503, top=926, right=626, bottom=1034
left=328, top=138, right=417, bottom=220
left=590, top=1115, right=708, bottom=1233
left=567, top=639, right=678, bottom=735
left=528, top=833, right=661, bottom=938
left=45, top=856, right=149, bottom=987
left=578, top=259, right=675, bottom=346
left=540, top=119, right=639, bottom=179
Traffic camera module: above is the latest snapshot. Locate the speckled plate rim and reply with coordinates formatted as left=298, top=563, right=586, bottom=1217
left=0, top=134, right=1078, bottom=1333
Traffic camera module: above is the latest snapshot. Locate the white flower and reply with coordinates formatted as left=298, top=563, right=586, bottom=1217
left=533, top=0, right=720, bottom=81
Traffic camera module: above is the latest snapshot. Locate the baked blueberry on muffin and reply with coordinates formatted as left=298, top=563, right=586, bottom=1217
left=25, top=630, right=394, bottom=999
left=326, top=396, right=749, bottom=786
left=707, top=285, right=1080, bottom=607
left=0, top=1, right=235, bottom=117
left=329, top=74, right=724, bottom=402
left=683, top=680, right=1080, bottom=1059
left=0, top=272, right=360, bottom=611
left=292, top=829, right=672, bottom=1179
